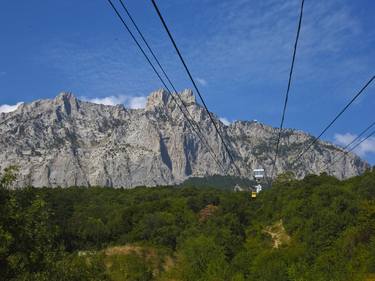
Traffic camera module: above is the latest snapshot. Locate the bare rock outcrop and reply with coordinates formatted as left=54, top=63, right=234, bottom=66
left=0, top=89, right=369, bottom=187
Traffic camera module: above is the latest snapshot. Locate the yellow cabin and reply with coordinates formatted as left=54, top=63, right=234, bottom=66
left=251, top=191, right=257, bottom=198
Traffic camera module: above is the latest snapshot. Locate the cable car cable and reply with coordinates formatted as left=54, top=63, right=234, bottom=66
left=150, top=0, right=242, bottom=176
left=291, top=75, right=375, bottom=166
left=322, top=120, right=375, bottom=172
left=106, top=0, right=227, bottom=173
left=271, top=0, right=305, bottom=180
left=327, top=129, right=375, bottom=169
left=334, top=121, right=375, bottom=155
left=116, top=0, right=229, bottom=174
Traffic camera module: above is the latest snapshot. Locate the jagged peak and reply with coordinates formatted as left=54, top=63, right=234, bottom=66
left=54, top=91, right=79, bottom=114
left=55, top=91, right=77, bottom=101
left=180, top=89, right=196, bottom=104
left=145, top=89, right=170, bottom=111
left=145, top=88, right=198, bottom=112
left=0, top=88, right=369, bottom=187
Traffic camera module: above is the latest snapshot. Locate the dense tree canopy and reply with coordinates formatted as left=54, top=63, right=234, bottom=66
left=0, top=167, right=374, bottom=280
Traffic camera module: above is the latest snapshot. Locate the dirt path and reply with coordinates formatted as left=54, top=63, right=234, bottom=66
left=263, top=219, right=291, bottom=248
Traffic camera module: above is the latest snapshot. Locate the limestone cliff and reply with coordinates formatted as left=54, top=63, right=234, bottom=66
left=0, top=89, right=368, bottom=187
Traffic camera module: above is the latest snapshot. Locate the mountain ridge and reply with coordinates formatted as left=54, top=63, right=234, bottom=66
left=0, top=89, right=369, bottom=187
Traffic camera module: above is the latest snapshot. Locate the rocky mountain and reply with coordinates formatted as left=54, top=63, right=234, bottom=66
left=0, top=89, right=369, bottom=188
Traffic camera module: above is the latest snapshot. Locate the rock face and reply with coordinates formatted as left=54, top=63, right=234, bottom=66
left=0, top=89, right=369, bottom=188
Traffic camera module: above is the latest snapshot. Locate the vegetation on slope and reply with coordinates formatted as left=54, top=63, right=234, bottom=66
left=0, top=166, right=374, bottom=280
left=179, top=175, right=257, bottom=191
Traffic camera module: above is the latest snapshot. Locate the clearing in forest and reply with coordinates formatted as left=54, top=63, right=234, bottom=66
left=263, top=219, right=291, bottom=248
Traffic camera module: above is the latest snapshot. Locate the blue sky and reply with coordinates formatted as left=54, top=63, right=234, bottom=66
left=0, top=0, right=374, bottom=164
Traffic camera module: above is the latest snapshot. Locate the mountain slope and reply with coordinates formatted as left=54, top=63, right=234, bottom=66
left=0, top=89, right=368, bottom=187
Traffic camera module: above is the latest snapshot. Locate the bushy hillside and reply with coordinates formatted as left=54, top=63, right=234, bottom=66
left=178, top=175, right=257, bottom=190
left=0, top=167, right=374, bottom=280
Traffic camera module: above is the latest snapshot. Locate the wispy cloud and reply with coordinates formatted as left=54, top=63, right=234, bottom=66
left=38, top=0, right=375, bottom=100
left=196, top=77, right=207, bottom=86
left=81, top=95, right=127, bottom=106
left=334, top=132, right=375, bottom=157
left=127, top=96, right=147, bottom=109
left=181, top=0, right=374, bottom=90
left=219, top=117, right=231, bottom=126
left=34, top=0, right=374, bottom=130
left=334, top=133, right=356, bottom=145
left=81, top=95, right=147, bottom=109
left=39, top=40, right=161, bottom=98
left=0, top=102, right=23, bottom=113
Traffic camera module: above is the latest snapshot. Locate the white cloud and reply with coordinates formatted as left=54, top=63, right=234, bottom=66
left=196, top=77, right=207, bottom=86
left=128, top=96, right=147, bottom=109
left=83, top=95, right=127, bottom=106
left=357, top=138, right=375, bottom=157
left=334, top=133, right=375, bottom=157
left=39, top=0, right=374, bottom=121
left=0, top=102, right=23, bottom=113
left=334, top=133, right=356, bottom=146
left=81, top=95, right=147, bottom=109
left=219, top=117, right=231, bottom=126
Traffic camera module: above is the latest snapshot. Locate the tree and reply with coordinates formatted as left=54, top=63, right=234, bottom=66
left=0, top=166, right=62, bottom=280
left=106, top=253, right=153, bottom=281
left=0, top=165, right=19, bottom=189
left=53, top=253, right=109, bottom=281
left=177, top=235, right=229, bottom=281
left=273, top=171, right=296, bottom=186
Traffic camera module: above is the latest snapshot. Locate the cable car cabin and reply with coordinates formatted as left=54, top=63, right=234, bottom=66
left=251, top=191, right=257, bottom=198
left=253, top=168, right=265, bottom=181
left=255, top=184, right=262, bottom=193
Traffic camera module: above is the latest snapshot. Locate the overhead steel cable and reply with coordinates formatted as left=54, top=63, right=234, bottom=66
left=116, top=0, right=227, bottom=174
left=322, top=121, right=375, bottom=171
left=106, top=0, right=227, bottom=173
left=271, top=0, right=305, bottom=179
left=327, top=129, right=375, bottom=169
left=292, top=75, right=375, bottom=166
left=336, top=121, right=375, bottom=154
left=150, top=0, right=241, bottom=176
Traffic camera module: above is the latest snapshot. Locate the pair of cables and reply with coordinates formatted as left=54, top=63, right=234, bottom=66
left=106, top=0, right=240, bottom=175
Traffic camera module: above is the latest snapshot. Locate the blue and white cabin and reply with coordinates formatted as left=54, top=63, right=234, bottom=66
left=253, top=168, right=264, bottom=180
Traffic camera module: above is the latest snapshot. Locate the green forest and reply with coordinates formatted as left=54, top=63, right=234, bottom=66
left=1, top=166, right=375, bottom=281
